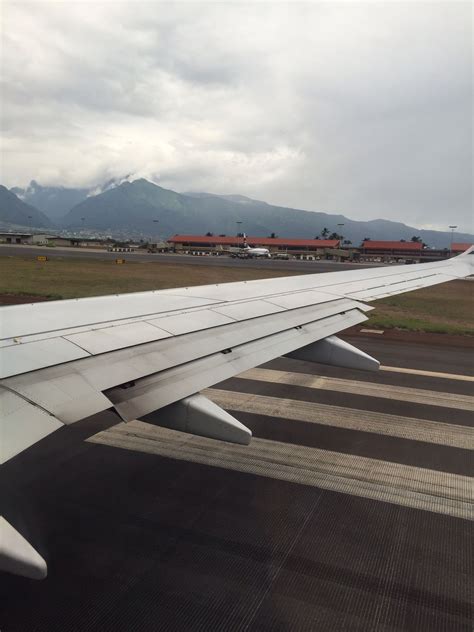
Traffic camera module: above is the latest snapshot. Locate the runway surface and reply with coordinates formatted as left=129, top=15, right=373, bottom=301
left=0, top=243, right=373, bottom=271
left=1, top=335, right=473, bottom=631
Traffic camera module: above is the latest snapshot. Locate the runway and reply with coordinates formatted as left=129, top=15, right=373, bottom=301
left=0, top=243, right=374, bottom=271
left=1, top=335, right=473, bottom=631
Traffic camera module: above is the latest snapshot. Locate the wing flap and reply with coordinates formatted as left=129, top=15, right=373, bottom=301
left=2, top=372, right=113, bottom=424
left=107, top=308, right=367, bottom=421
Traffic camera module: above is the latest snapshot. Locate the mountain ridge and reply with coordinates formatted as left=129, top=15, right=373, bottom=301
left=63, top=179, right=472, bottom=248
left=3, top=179, right=472, bottom=247
left=0, top=185, right=52, bottom=228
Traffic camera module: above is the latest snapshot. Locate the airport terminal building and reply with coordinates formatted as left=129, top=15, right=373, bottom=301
left=167, top=235, right=342, bottom=259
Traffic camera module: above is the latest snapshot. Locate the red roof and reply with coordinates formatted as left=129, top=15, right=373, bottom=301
left=168, top=235, right=340, bottom=248
left=362, top=240, right=423, bottom=250
left=452, top=243, right=473, bottom=252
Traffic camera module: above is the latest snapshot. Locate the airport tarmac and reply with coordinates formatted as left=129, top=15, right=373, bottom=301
left=0, top=243, right=374, bottom=271
left=1, top=335, right=473, bottom=631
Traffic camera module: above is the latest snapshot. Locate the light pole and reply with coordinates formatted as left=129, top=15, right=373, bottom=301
left=337, top=223, right=345, bottom=246
left=152, top=219, right=159, bottom=249
left=27, top=216, right=32, bottom=243
left=449, top=225, right=457, bottom=257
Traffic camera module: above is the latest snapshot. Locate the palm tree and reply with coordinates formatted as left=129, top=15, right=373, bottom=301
left=321, top=227, right=329, bottom=238
left=411, top=236, right=422, bottom=243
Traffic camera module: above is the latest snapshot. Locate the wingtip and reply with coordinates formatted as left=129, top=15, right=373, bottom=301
left=456, top=245, right=474, bottom=257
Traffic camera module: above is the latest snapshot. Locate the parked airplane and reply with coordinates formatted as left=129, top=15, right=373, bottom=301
left=1, top=247, right=472, bottom=580
left=233, top=234, right=271, bottom=258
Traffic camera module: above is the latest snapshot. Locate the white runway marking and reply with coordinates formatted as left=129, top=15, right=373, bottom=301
left=89, top=421, right=473, bottom=520
left=237, top=368, right=474, bottom=411
left=204, top=389, right=474, bottom=450
left=380, top=365, right=474, bottom=382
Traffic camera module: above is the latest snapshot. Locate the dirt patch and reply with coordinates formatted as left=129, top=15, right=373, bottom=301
left=0, top=293, right=54, bottom=305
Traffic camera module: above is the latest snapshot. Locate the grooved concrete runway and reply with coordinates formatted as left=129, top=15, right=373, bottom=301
left=1, top=335, right=473, bottom=631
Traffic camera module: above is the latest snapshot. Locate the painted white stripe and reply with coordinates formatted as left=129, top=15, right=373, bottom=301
left=237, top=368, right=474, bottom=411
left=88, top=421, right=473, bottom=520
left=380, top=365, right=474, bottom=382
left=203, top=389, right=474, bottom=450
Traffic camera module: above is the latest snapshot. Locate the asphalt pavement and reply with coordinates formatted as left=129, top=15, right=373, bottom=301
left=0, top=243, right=375, bottom=272
left=1, top=335, right=472, bottom=632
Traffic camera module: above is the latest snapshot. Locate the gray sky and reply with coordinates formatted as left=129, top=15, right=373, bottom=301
left=1, top=1, right=472, bottom=231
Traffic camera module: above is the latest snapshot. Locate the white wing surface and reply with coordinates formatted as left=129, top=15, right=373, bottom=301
left=1, top=247, right=472, bottom=463
left=1, top=247, right=472, bottom=579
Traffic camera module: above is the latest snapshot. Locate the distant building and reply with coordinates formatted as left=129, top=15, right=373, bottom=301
left=0, top=232, right=32, bottom=244
left=167, top=235, right=341, bottom=259
left=451, top=243, right=473, bottom=253
left=31, top=234, right=61, bottom=245
left=360, top=240, right=424, bottom=263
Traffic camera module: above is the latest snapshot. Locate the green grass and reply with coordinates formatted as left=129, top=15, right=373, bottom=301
left=0, top=256, right=303, bottom=300
left=366, top=314, right=473, bottom=336
left=366, top=280, right=473, bottom=335
left=1, top=255, right=472, bottom=335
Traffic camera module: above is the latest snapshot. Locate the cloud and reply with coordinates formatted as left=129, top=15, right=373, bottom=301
left=1, top=1, right=472, bottom=231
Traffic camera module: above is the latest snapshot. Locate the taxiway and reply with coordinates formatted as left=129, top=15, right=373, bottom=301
left=0, top=243, right=374, bottom=272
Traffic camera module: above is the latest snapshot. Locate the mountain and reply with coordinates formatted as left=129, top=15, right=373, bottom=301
left=11, top=180, right=90, bottom=220
left=10, top=176, right=133, bottom=220
left=63, top=179, right=473, bottom=248
left=63, top=179, right=272, bottom=236
left=0, top=186, right=53, bottom=228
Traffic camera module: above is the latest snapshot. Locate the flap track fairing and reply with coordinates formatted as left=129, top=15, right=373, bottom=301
left=139, top=393, right=252, bottom=445
left=287, top=335, right=379, bottom=372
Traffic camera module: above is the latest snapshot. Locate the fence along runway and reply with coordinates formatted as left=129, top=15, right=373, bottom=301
left=89, top=359, right=474, bottom=521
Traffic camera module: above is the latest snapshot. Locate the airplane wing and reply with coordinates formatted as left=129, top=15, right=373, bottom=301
left=1, top=247, right=472, bottom=578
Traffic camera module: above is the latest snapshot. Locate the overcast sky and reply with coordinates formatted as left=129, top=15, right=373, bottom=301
left=1, top=1, right=472, bottom=231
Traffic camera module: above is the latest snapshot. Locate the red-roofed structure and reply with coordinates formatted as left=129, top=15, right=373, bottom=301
left=360, top=240, right=424, bottom=262
left=362, top=240, right=423, bottom=251
left=168, top=235, right=340, bottom=249
left=452, top=243, right=473, bottom=253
